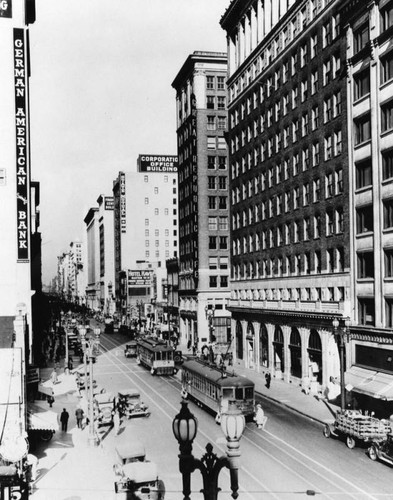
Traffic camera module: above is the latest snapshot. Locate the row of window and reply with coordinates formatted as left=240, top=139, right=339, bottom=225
left=207, top=115, right=227, bottom=130
left=230, top=70, right=341, bottom=133
left=233, top=211, right=344, bottom=255
left=206, top=95, right=226, bottom=110
left=208, top=216, right=229, bottom=231
left=207, top=156, right=227, bottom=170
left=357, top=248, right=393, bottom=280
left=207, top=176, right=227, bottom=190
left=145, top=250, right=176, bottom=259
left=232, top=247, right=345, bottom=279
left=206, top=75, right=225, bottom=91
left=229, top=8, right=341, bottom=103
left=354, top=101, right=393, bottom=145
left=180, top=236, right=228, bottom=254
left=352, top=3, right=393, bottom=58
left=232, top=286, right=343, bottom=303
left=231, top=92, right=342, bottom=161
left=209, top=275, right=229, bottom=288
left=144, top=211, right=176, bottom=224
left=355, top=150, right=393, bottom=189
left=232, top=168, right=343, bottom=209
left=144, top=240, right=177, bottom=248
left=208, top=196, right=228, bottom=210
left=144, top=197, right=177, bottom=206
left=144, top=229, right=176, bottom=237
left=143, top=175, right=176, bottom=184
left=356, top=199, right=393, bottom=234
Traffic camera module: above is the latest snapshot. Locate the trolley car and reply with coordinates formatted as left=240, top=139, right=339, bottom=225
left=181, top=359, right=255, bottom=421
left=136, top=337, right=176, bottom=375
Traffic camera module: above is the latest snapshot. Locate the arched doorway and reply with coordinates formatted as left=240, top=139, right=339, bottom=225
left=289, top=327, right=302, bottom=378
left=273, top=326, right=284, bottom=374
left=259, top=324, right=269, bottom=368
left=308, top=330, right=322, bottom=384
left=246, top=322, right=255, bottom=369
left=236, top=321, right=243, bottom=360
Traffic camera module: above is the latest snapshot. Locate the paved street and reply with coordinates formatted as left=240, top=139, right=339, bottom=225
left=28, top=329, right=393, bottom=499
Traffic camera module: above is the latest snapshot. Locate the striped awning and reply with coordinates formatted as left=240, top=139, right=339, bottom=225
left=27, top=403, right=58, bottom=431
left=345, top=366, right=393, bottom=401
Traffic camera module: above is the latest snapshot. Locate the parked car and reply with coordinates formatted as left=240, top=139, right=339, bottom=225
left=369, top=432, right=393, bottom=465
left=114, top=462, right=165, bottom=499
left=117, top=389, right=150, bottom=418
left=94, top=392, right=115, bottom=427
left=113, top=442, right=164, bottom=500
left=124, top=342, right=138, bottom=358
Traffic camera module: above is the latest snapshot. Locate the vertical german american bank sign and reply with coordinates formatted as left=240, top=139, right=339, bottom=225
left=14, top=28, right=29, bottom=261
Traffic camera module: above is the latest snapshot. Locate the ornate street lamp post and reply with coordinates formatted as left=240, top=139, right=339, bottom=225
left=173, top=400, right=245, bottom=500
left=79, top=327, right=101, bottom=446
left=332, top=317, right=351, bottom=411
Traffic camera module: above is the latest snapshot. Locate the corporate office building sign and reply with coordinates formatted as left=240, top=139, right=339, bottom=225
left=138, top=155, right=178, bottom=173
left=14, top=29, right=29, bottom=261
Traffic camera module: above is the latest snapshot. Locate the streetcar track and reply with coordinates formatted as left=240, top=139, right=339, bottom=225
left=97, top=336, right=268, bottom=500
left=96, top=334, right=381, bottom=500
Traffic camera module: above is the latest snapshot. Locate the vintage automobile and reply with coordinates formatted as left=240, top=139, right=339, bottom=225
left=94, top=392, right=115, bottom=427
left=124, top=342, right=138, bottom=358
left=75, top=370, right=98, bottom=391
left=117, top=389, right=150, bottom=419
left=114, top=462, right=165, bottom=499
left=368, top=432, right=393, bottom=465
left=105, top=317, right=114, bottom=334
left=114, top=440, right=146, bottom=470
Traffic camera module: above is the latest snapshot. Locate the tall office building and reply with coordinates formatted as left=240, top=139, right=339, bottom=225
left=112, top=155, right=178, bottom=323
left=172, top=52, right=231, bottom=351
left=221, top=0, right=348, bottom=390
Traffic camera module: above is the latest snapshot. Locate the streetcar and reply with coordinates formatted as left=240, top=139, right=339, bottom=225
left=181, top=359, right=255, bottom=421
left=136, top=337, right=176, bottom=375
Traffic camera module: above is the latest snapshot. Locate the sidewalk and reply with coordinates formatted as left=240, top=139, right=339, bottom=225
left=233, top=361, right=339, bottom=424
left=29, top=359, right=116, bottom=500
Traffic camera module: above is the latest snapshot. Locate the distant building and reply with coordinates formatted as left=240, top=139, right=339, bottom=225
left=221, top=0, right=348, bottom=390
left=172, top=51, right=231, bottom=351
left=112, top=155, right=178, bottom=324
left=83, top=194, right=115, bottom=313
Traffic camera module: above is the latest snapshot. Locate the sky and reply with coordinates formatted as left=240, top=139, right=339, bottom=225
left=29, top=0, right=230, bottom=285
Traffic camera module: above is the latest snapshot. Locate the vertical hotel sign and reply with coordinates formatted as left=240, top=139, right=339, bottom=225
left=14, top=29, right=29, bottom=261
left=120, top=172, right=126, bottom=233
left=190, top=93, right=198, bottom=283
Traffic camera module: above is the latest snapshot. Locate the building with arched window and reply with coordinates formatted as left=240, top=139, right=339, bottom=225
left=221, top=0, right=347, bottom=391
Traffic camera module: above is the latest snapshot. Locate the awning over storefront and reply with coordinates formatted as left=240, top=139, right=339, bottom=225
left=27, top=403, right=59, bottom=431
left=345, top=366, right=393, bottom=401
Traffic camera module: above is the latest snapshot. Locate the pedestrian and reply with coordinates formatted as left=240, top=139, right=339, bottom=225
left=254, top=403, right=267, bottom=429
left=68, top=357, right=73, bottom=372
left=50, top=368, right=58, bottom=385
left=113, top=410, right=120, bottom=435
left=60, top=408, right=69, bottom=432
left=75, top=407, right=84, bottom=429
left=265, top=372, right=271, bottom=389
left=47, top=394, right=55, bottom=407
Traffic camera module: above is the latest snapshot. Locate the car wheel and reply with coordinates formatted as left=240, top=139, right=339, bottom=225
left=323, top=424, right=331, bottom=438
left=369, top=445, right=378, bottom=461
left=346, top=436, right=356, bottom=449
left=40, top=430, right=53, bottom=442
